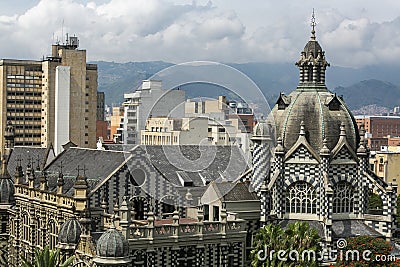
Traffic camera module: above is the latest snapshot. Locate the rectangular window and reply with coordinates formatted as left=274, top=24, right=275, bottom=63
left=379, top=164, right=384, bottom=172
left=213, top=206, right=219, bottom=221
left=203, top=205, right=209, bottom=221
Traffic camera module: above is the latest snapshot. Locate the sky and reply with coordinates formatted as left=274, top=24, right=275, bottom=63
left=1, top=0, right=400, bottom=67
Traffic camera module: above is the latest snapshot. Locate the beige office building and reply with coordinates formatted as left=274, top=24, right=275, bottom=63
left=0, top=36, right=97, bottom=154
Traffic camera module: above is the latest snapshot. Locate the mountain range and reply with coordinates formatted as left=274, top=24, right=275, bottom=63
left=94, top=61, right=400, bottom=114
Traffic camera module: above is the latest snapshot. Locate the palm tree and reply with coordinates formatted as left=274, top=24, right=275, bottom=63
left=285, top=222, right=321, bottom=267
left=21, top=246, right=74, bottom=267
left=251, top=222, right=321, bottom=267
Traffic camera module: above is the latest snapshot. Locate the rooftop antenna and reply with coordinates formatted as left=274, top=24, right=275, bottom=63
left=61, top=19, right=64, bottom=45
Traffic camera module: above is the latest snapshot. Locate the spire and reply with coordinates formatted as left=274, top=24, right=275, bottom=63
left=311, top=8, right=316, bottom=40
left=296, top=9, right=330, bottom=87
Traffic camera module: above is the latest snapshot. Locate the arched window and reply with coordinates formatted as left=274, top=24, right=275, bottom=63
left=286, top=181, right=317, bottom=214
left=333, top=181, right=354, bottom=213
left=22, top=213, right=30, bottom=242
left=48, top=220, right=58, bottom=249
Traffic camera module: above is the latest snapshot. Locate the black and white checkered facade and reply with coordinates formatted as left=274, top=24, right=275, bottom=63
left=253, top=123, right=398, bottom=247
left=251, top=22, right=397, bottom=250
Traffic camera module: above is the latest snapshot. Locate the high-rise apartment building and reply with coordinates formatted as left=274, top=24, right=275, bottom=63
left=0, top=36, right=97, bottom=154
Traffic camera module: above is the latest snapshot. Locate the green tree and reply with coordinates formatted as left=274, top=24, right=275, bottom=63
left=368, top=192, right=383, bottom=210
left=251, top=222, right=321, bottom=267
left=21, top=246, right=74, bottom=267
left=335, top=235, right=399, bottom=267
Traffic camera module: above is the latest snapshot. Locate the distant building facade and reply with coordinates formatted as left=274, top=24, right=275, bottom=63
left=370, top=151, right=400, bottom=193
left=356, top=115, right=400, bottom=151
left=123, top=80, right=185, bottom=145
left=0, top=36, right=98, bottom=154
left=141, top=117, right=208, bottom=145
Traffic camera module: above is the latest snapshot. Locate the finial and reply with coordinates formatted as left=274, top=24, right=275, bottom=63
left=36, top=155, right=41, bottom=171
left=320, top=138, right=330, bottom=155
left=16, top=155, right=22, bottom=168
left=359, top=123, right=366, bottom=141
left=0, top=154, right=9, bottom=178
left=110, top=214, right=117, bottom=229
left=275, top=137, right=285, bottom=153
left=76, top=165, right=86, bottom=176
left=311, top=8, right=316, bottom=40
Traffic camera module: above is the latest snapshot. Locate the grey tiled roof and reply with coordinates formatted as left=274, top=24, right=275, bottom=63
left=7, top=146, right=55, bottom=179
left=103, top=144, right=136, bottom=151
left=44, top=147, right=130, bottom=195
left=145, top=145, right=248, bottom=187
left=332, top=219, right=382, bottom=238
left=222, top=182, right=259, bottom=201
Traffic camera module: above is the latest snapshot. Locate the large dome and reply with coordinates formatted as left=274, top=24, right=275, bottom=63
left=272, top=90, right=359, bottom=152
left=272, top=23, right=359, bottom=152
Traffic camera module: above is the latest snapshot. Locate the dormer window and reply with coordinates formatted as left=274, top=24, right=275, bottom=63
left=326, top=94, right=341, bottom=111
left=276, top=93, right=290, bottom=110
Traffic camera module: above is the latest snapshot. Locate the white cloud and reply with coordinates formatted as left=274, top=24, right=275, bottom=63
left=0, top=0, right=400, bottom=67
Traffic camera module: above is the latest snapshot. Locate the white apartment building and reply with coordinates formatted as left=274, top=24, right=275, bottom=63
left=122, top=80, right=185, bottom=144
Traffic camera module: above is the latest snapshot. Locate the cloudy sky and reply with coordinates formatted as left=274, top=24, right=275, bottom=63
left=1, top=0, right=400, bottom=67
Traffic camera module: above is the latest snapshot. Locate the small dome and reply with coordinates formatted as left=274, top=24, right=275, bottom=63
left=0, top=178, right=14, bottom=203
left=58, top=218, right=82, bottom=245
left=303, top=39, right=323, bottom=59
left=96, top=228, right=129, bottom=258
left=253, top=119, right=271, bottom=137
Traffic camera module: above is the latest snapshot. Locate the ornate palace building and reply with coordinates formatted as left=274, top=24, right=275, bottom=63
left=252, top=16, right=397, bottom=251
left=0, top=14, right=397, bottom=267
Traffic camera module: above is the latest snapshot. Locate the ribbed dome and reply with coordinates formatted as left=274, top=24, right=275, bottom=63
left=252, top=119, right=274, bottom=142
left=303, top=39, right=323, bottom=59
left=272, top=89, right=359, bottom=152
left=0, top=178, right=14, bottom=203
left=253, top=120, right=269, bottom=136
left=58, top=218, right=82, bottom=245
left=96, top=229, right=129, bottom=258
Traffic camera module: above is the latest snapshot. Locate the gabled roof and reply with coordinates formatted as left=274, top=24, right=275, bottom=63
left=284, top=124, right=321, bottom=163
left=276, top=93, right=291, bottom=106
left=206, top=181, right=259, bottom=202
left=222, top=181, right=259, bottom=201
